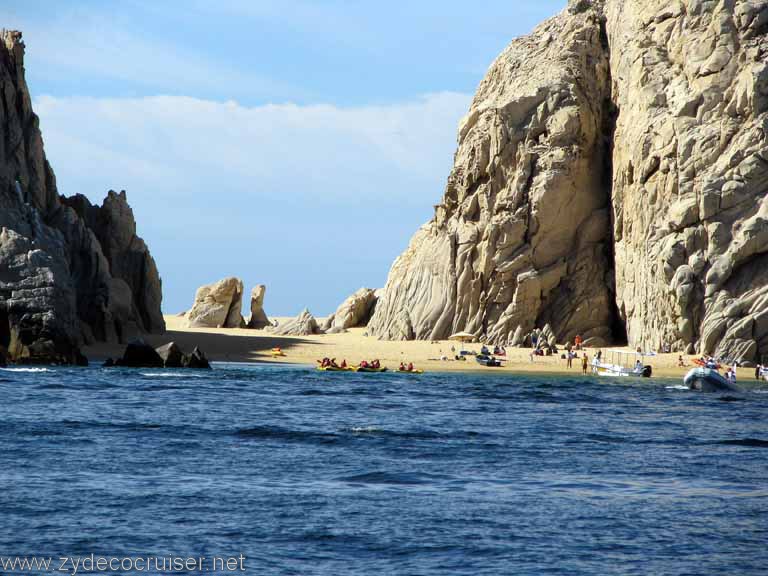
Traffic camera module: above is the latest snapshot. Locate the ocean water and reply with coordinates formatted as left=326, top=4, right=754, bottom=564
left=1, top=363, right=766, bottom=575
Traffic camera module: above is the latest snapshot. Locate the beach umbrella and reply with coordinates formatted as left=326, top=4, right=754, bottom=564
left=448, top=331, right=476, bottom=342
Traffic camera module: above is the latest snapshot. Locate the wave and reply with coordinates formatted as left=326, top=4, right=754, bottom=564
left=234, top=425, right=339, bottom=445
left=666, top=385, right=689, bottom=390
left=339, top=426, right=490, bottom=441
left=140, top=372, right=206, bottom=378
left=0, top=367, right=50, bottom=373
left=715, top=438, right=768, bottom=448
left=336, top=470, right=453, bottom=486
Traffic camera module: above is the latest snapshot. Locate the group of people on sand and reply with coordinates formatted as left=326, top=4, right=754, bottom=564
left=480, top=345, right=507, bottom=356
left=562, top=349, right=592, bottom=373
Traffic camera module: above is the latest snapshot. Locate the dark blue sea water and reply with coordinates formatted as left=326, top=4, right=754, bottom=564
left=0, top=364, right=766, bottom=576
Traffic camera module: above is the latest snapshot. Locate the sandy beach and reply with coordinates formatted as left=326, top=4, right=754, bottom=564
left=80, top=314, right=706, bottom=379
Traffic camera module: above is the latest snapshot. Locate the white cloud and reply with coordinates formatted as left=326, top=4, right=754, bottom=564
left=8, top=10, right=300, bottom=100
left=34, top=92, right=471, bottom=314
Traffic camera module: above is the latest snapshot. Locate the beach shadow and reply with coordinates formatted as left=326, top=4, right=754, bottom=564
left=84, top=329, right=316, bottom=364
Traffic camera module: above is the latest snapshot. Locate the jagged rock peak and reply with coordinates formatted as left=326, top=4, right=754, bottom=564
left=370, top=1, right=768, bottom=363
left=0, top=29, right=165, bottom=364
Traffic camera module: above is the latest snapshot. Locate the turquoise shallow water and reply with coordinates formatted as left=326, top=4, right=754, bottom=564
left=1, top=363, right=766, bottom=575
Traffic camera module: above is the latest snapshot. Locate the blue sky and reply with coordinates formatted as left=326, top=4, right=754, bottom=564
left=2, top=0, right=566, bottom=316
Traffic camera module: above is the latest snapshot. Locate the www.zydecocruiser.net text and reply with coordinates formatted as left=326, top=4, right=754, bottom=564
left=1, top=554, right=246, bottom=574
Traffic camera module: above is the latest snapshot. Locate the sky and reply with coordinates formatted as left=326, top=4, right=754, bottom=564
left=2, top=0, right=566, bottom=316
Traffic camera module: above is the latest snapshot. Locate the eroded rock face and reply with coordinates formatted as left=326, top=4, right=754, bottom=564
left=604, top=0, right=768, bottom=360
left=0, top=30, right=165, bottom=363
left=247, top=284, right=270, bottom=329
left=323, top=288, right=378, bottom=331
left=370, top=0, right=768, bottom=362
left=186, top=277, right=245, bottom=328
left=271, top=308, right=322, bottom=336
left=370, top=6, right=617, bottom=345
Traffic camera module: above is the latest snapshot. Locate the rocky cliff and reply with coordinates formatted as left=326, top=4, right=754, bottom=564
left=370, top=0, right=768, bottom=362
left=0, top=30, right=164, bottom=363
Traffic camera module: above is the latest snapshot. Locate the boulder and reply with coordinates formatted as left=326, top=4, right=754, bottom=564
left=116, top=339, right=164, bottom=368
left=155, top=342, right=184, bottom=368
left=323, top=288, right=378, bottom=331
left=247, top=284, right=271, bottom=329
left=186, top=277, right=245, bottom=328
left=271, top=309, right=323, bottom=336
left=184, top=346, right=211, bottom=369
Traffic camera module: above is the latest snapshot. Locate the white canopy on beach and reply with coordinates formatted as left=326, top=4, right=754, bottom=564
left=448, top=332, right=476, bottom=342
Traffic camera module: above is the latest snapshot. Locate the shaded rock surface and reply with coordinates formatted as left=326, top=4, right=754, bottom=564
left=110, top=340, right=210, bottom=369
left=370, top=1, right=768, bottom=362
left=272, top=308, right=323, bottom=336
left=115, top=340, right=164, bottom=368
left=0, top=31, right=165, bottom=364
left=323, top=287, right=379, bottom=331
left=156, top=341, right=184, bottom=368
left=247, top=284, right=270, bottom=329
left=186, top=277, right=245, bottom=328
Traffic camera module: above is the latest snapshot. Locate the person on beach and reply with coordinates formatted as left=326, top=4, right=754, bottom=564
left=756, top=364, right=762, bottom=380
left=566, top=350, right=573, bottom=368
left=581, top=353, right=588, bottom=374
left=574, top=335, right=582, bottom=350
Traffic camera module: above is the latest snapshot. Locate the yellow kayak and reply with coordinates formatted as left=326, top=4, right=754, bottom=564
left=352, top=366, right=388, bottom=373
left=316, top=365, right=352, bottom=372
left=396, top=369, right=424, bottom=374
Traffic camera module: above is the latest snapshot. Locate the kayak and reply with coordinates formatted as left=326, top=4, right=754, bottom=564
left=396, top=369, right=424, bottom=374
left=352, top=366, right=388, bottom=373
left=270, top=350, right=286, bottom=357
left=316, top=365, right=352, bottom=372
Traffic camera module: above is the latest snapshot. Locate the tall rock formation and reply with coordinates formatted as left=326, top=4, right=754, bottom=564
left=247, top=284, right=270, bottom=329
left=604, top=0, right=768, bottom=359
left=186, top=277, right=245, bottom=329
left=371, top=4, right=618, bottom=346
left=370, top=0, right=768, bottom=362
left=0, top=30, right=165, bottom=362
